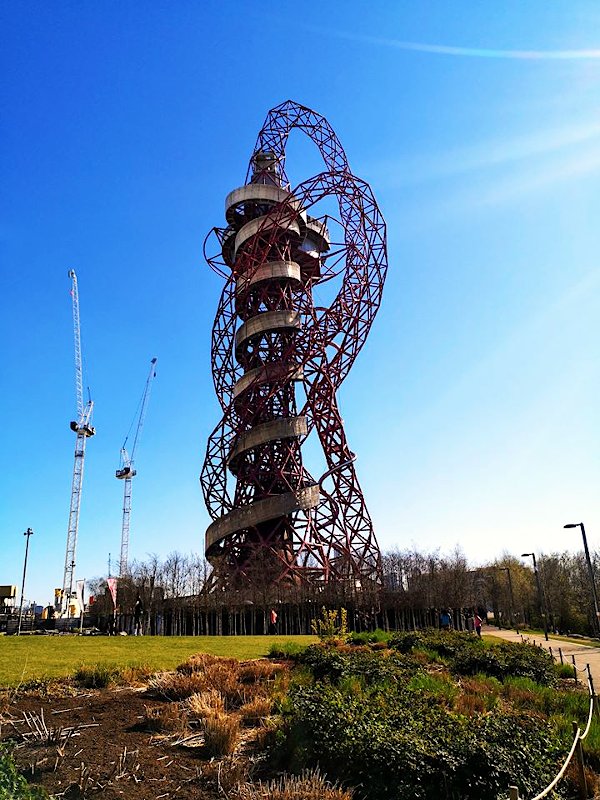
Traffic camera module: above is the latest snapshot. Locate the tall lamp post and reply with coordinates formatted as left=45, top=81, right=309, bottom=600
left=17, top=528, right=34, bottom=636
left=521, top=552, right=549, bottom=641
left=564, top=522, right=600, bottom=639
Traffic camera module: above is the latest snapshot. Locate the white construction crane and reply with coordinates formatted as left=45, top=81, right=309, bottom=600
left=62, top=269, right=95, bottom=615
left=116, top=357, right=157, bottom=575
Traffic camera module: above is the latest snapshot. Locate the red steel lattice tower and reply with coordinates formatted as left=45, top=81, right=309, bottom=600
left=201, top=101, right=387, bottom=588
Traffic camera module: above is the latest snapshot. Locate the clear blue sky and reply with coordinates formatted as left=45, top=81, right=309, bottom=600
left=1, top=2, right=599, bottom=606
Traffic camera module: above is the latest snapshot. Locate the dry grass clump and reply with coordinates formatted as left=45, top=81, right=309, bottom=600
left=147, top=671, right=208, bottom=700
left=73, top=664, right=119, bottom=688
left=239, top=660, right=281, bottom=683
left=186, top=690, right=226, bottom=719
left=236, top=769, right=353, bottom=799
left=203, top=711, right=240, bottom=756
left=205, top=662, right=241, bottom=704
left=172, top=655, right=243, bottom=706
left=151, top=655, right=282, bottom=707
left=177, top=652, right=235, bottom=675
left=455, top=675, right=500, bottom=715
left=73, top=663, right=154, bottom=690
left=143, top=702, right=188, bottom=733
left=119, top=664, right=155, bottom=685
left=239, top=696, right=273, bottom=725
left=502, top=682, right=537, bottom=708
left=454, top=692, right=484, bottom=715
left=201, top=755, right=253, bottom=793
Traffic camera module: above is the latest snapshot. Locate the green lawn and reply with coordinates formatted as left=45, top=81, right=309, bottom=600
left=0, top=635, right=316, bottom=687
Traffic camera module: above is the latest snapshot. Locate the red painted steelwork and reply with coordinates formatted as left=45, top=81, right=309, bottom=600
left=201, top=101, right=387, bottom=588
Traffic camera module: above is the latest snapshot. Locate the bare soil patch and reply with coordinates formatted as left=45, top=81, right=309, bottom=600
left=1, top=684, right=247, bottom=799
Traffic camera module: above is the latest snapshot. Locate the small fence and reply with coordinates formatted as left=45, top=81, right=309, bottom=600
left=509, top=637, right=596, bottom=800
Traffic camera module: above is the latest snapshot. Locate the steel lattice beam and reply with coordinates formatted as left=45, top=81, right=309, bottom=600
left=201, top=101, right=388, bottom=589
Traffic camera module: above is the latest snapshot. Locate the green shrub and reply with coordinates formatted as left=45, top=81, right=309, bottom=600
left=311, top=607, right=349, bottom=640
left=407, top=671, right=458, bottom=706
left=299, top=643, right=420, bottom=685
left=388, top=630, right=424, bottom=653
left=390, top=629, right=476, bottom=657
left=555, top=662, right=576, bottom=679
left=268, top=641, right=307, bottom=660
left=389, top=631, right=556, bottom=685
left=299, top=645, right=349, bottom=682
left=276, top=681, right=566, bottom=800
left=419, top=629, right=477, bottom=658
left=581, top=716, right=600, bottom=771
left=473, top=711, right=567, bottom=799
left=271, top=642, right=577, bottom=799
left=501, top=676, right=589, bottom=719
left=0, top=743, right=49, bottom=799
left=450, top=641, right=556, bottom=685
left=73, top=663, right=120, bottom=688
left=348, top=629, right=390, bottom=646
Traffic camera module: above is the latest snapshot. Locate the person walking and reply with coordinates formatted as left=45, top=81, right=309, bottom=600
left=474, top=611, right=483, bottom=638
left=269, top=608, right=278, bottom=635
left=133, top=594, right=144, bottom=636
left=440, top=609, right=452, bottom=631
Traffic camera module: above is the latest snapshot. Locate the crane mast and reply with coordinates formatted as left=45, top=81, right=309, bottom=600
left=116, top=357, right=157, bottom=575
left=62, top=270, right=95, bottom=615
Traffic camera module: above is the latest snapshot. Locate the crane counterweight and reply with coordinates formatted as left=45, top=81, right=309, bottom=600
left=70, top=421, right=96, bottom=436
left=116, top=466, right=136, bottom=480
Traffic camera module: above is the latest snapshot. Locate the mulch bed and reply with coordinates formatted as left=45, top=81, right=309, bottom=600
left=1, top=686, right=226, bottom=799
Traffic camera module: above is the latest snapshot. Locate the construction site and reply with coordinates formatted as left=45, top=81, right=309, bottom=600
left=2, top=265, right=159, bottom=632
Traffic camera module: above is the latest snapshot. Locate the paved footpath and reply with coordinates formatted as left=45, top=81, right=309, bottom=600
left=485, top=625, right=600, bottom=690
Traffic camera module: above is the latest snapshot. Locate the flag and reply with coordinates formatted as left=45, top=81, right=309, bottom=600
left=76, top=580, right=85, bottom=610
left=107, top=578, right=118, bottom=608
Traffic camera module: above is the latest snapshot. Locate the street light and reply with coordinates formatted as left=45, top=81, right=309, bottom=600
left=564, top=522, right=600, bottom=638
left=17, top=528, right=34, bottom=636
left=521, top=552, right=549, bottom=641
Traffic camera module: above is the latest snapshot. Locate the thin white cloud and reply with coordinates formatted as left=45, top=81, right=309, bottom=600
left=368, top=119, right=600, bottom=187
left=386, top=142, right=600, bottom=240
left=328, top=30, right=600, bottom=61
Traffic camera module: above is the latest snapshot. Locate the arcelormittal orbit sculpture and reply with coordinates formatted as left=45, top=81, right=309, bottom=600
left=201, top=101, right=387, bottom=588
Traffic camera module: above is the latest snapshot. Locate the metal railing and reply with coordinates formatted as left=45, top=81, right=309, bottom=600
left=509, top=639, right=596, bottom=800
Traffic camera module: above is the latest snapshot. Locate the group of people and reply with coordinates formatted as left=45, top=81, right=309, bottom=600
left=440, top=608, right=483, bottom=637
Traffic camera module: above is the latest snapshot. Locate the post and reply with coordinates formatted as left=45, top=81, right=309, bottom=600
left=509, top=786, right=520, bottom=800
left=549, top=646, right=553, bottom=660
left=580, top=524, right=600, bottom=640
left=532, top=554, right=549, bottom=641
left=572, top=655, right=578, bottom=685
left=572, top=721, right=588, bottom=799
left=17, top=528, right=34, bottom=636
left=559, top=647, right=564, bottom=664
left=586, top=664, right=595, bottom=698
